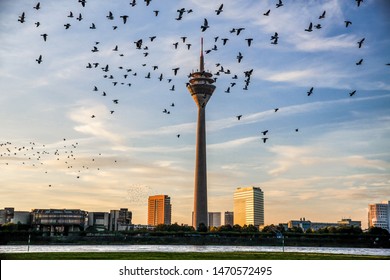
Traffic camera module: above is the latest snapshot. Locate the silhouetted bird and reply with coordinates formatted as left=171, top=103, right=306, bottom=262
left=235, top=52, right=243, bottom=63
left=135, top=39, right=143, bottom=49
left=145, top=0, right=151, bottom=6
left=40, top=34, right=48, bottom=41
left=36, top=55, right=42, bottom=64
left=33, top=2, right=41, bottom=10
left=305, top=22, right=313, bottom=32
left=236, top=115, right=242, bottom=120
left=344, top=20, right=352, bottom=27
left=172, top=67, right=180, bottom=75
left=319, top=10, right=326, bottom=19
left=64, top=23, right=71, bottom=29
left=261, top=130, right=269, bottom=135
left=235, top=28, right=245, bottom=35
left=264, top=9, right=270, bottom=16
left=357, top=38, right=365, bottom=48
left=215, top=4, right=223, bottom=15
left=201, top=18, right=209, bottom=32
left=307, top=87, right=314, bottom=96
left=120, top=15, right=129, bottom=24
left=349, top=90, right=356, bottom=96
left=356, top=0, right=363, bottom=7
left=276, top=0, right=283, bottom=8
left=18, top=12, right=26, bottom=23
left=356, top=59, right=363, bottom=65
left=261, top=138, right=268, bottom=143
left=106, top=11, right=114, bottom=20
left=246, top=38, right=253, bottom=47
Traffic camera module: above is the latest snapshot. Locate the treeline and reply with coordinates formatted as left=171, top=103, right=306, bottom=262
left=152, top=222, right=389, bottom=236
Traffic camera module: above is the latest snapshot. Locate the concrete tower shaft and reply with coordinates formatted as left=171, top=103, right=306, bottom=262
left=186, top=38, right=216, bottom=228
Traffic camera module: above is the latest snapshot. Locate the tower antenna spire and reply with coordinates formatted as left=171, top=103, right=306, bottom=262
left=200, top=37, right=204, bottom=72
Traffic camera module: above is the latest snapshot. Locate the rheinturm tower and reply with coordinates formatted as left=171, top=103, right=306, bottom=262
left=187, top=38, right=216, bottom=228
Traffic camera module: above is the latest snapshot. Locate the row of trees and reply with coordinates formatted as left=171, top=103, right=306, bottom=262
left=152, top=222, right=389, bottom=236
left=1, top=222, right=389, bottom=236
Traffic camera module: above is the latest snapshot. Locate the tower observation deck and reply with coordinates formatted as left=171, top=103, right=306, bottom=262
left=186, top=38, right=216, bottom=228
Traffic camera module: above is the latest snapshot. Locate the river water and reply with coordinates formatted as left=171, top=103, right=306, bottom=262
left=1, top=245, right=389, bottom=256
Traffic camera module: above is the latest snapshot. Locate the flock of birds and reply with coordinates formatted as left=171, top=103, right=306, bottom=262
left=6, top=0, right=387, bottom=188
left=0, top=139, right=119, bottom=187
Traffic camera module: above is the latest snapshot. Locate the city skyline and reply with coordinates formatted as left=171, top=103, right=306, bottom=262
left=1, top=0, right=390, bottom=228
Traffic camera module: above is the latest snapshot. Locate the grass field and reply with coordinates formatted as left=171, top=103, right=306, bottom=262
left=1, top=251, right=389, bottom=260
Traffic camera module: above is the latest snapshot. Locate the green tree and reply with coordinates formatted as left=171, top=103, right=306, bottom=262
left=367, top=226, right=389, bottom=235
left=232, top=224, right=242, bottom=232
left=197, top=223, right=208, bottom=232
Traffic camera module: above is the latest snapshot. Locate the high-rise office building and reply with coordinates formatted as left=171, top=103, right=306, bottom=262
left=224, top=211, right=234, bottom=226
left=233, top=186, right=264, bottom=227
left=368, top=201, right=390, bottom=231
left=148, top=195, right=172, bottom=226
left=208, top=212, right=221, bottom=227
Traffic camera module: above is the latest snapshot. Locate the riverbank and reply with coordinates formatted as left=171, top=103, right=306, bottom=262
left=2, top=251, right=390, bottom=260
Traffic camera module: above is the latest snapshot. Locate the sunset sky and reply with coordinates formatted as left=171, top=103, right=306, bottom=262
left=1, top=0, right=389, bottom=228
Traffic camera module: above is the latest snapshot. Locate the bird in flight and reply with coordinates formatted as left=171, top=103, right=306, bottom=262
left=356, top=0, right=363, bottom=7
left=106, top=11, right=114, bottom=20
left=357, top=38, right=365, bottom=48
left=237, top=52, right=243, bottom=63
left=79, top=0, right=86, bottom=7
left=40, top=34, right=48, bottom=41
left=18, top=12, right=26, bottom=23
left=215, top=4, right=223, bottom=15
left=344, top=21, right=352, bottom=27
left=33, top=2, right=41, bottom=10
left=36, top=55, right=42, bottom=64
left=120, top=15, right=129, bottom=24
left=356, top=59, right=363, bottom=65
left=264, top=9, right=270, bottom=16
left=319, top=10, right=326, bottom=19
left=261, top=130, right=269, bottom=136
left=305, top=22, right=313, bottom=32
left=172, top=67, right=180, bottom=75
left=349, top=90, right=356, bottom=97
left=261, top=138, right=268, bottom=143
left=201, top=18, right=209, bottom=32
left=307, top=87, right=314, bottom=96
left=236, top=115, right=242, bottom=120
left=276, top=0, right=283, bottom=8
left=246, top=38, right=253, bottom=47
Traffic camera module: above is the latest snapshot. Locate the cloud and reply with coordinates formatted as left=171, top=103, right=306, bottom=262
left=67, top=101, right=125, bottom=148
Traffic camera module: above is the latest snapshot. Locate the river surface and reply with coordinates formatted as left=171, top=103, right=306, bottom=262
left=1, top=245, right=389, bottom=256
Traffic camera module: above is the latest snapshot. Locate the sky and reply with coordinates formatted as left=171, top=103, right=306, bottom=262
left=1, top=0, right=389, bottom=228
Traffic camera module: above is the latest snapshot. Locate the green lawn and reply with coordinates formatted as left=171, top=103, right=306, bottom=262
left=1, top=251, right=389, bottom=260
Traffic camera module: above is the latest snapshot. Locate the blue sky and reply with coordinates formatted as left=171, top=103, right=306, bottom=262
left=1, top=0, right=389, bottom=228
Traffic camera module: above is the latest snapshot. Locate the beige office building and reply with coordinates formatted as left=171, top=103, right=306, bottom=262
left=233, top=186, right=264, bottom=227
left=148, top=195, right=172, bottom=226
